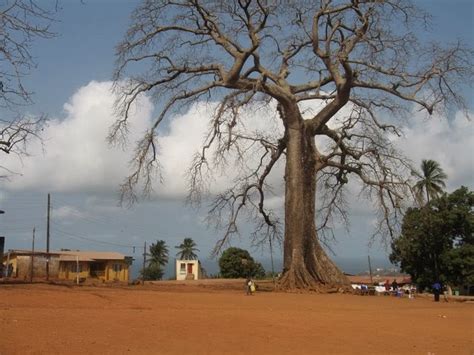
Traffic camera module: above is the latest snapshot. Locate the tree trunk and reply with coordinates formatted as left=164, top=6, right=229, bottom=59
left=278, top=118, right=349, bottom=291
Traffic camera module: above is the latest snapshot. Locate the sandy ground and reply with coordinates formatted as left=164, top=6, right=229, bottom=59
left=0, top=280, right=472, bottom=355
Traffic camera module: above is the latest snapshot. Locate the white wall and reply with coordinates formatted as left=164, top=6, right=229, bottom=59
left=175, top=259, right=201, bottom=280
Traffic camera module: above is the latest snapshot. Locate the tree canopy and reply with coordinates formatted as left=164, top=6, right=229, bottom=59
left=113, top=0, right=472, bottom=290
left=412, top=159, right=448, bottom=205
left=175, top=237, right=200, bottom=260
left=219, top=247, right=265, bottom=279
left=142, top=240, right=169, bottom=280
left=390, top=186, right=474, bottom=289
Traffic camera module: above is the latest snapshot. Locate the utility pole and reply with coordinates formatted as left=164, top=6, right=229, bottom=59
left=76, top=255, right=80, bottom=285
left=46, top=193, right=51, bottom=281
left=368, top=255, right=373, bottom=284
left=142, top=241, right=147, bottom=286
left=30, top=227, right=35, bottom=282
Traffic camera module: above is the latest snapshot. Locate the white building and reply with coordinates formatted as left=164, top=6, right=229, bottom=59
left=175, top=259, right=203, bottom=280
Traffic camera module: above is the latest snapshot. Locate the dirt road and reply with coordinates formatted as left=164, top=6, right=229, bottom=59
left=0, top=281, right=472, bottom=354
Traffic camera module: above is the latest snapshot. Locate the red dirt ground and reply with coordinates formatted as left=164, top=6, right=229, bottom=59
left=0, top=280, right=472, bottom=354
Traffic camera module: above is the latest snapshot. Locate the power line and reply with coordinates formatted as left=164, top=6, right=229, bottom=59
left=52, top=222, right=137, bottom=249
left=50, top=199, right=179, bottom=241
left=2, top=193, right=185, bottom=254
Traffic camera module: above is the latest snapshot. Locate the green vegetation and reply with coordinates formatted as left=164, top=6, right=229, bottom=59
left=142, top=240, right=169, bottom=281
left=175, top=238, right=199, bottom=260
left=412, top=159, right=448, bottom=205
left=390, top=186, right=474, bottom=289
left=218, top=247, right=265, bottom=279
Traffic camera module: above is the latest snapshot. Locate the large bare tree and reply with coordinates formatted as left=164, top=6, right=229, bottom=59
left=112, top=0, right=472, bottom=290
left=0, top=0, right=55, bottom=175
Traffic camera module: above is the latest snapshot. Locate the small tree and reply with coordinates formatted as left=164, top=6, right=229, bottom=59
left=141, top=263, right=164, bottom=281
left=175, top=237, right=199, bottom=260
left=390, top=187, right=474, bottom=289
left=142, top=240, right=169, bottom=280
left=219, top=247, right=265, bottom=279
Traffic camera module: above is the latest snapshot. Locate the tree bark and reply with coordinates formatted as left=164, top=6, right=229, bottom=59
left=278, top=113, right=349, bottom=291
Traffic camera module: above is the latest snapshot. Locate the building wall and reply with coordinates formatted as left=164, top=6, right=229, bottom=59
left=3, top=253, right=130, bottom=282
left=7, top=255, right=60, bottom=279
left=175, top=259, right=201, bottom=280
left=104, top=260, right=129, bottom=282
left=58, top=260, right=129, bottom=282
left=58, top=262, right=90, bottom=281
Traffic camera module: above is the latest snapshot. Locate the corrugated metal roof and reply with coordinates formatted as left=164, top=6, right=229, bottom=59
left=57, top=251, right=126, bottom=261
left=348, top=275, right=412, bottom=284
left=59, top=255, right=95, bottom=262
left=4, top=249, right=127, bottom=261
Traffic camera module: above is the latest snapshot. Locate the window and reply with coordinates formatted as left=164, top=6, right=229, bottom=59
left=180, top=263, right=186, bottom=274
left=71, top=263, right=82, bottom=272
left=113, top=263, right=122, bottom=272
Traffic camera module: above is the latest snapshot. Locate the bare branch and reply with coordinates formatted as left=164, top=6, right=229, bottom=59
left=0, top=0, right=55, bottom=109
left=113, top=0, right=472, bottom=269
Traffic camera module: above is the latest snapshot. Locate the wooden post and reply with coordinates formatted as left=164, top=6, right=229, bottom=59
left=76, top=255, right=79, bottom=285
left=0, top=236, right=4, bottom=278
left=46, top=193, right=51, bottom=281
left=142, top=241, right=146, bottom=286
left=368, top=255, right=373, bottom=284
left=30, top=227, right=35, bottom=282
left=5, top=251, right=10, bottom=278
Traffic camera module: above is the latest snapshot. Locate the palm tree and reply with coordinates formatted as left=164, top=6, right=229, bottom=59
left=148, top=240, right=169, bottom=266
left=412, top=159, right=447, bottom=205
left=142, top=240, right=169, bottom=281
left=175, top=237, right=199, bottom=260
left=412, top=159, right=447, bottom=282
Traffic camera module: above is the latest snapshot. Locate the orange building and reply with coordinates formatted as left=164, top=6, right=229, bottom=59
left=3, top=250, right=132, bottom=282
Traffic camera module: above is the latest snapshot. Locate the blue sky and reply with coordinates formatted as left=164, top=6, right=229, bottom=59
left=1, top=1, right=473, bottom=277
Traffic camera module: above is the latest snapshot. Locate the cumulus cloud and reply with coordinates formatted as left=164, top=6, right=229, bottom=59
left=1, top=82, right=286, bottom=199
left=1, top=80, right=472, bottom=204
left=2, top=81, right=152, bottom=193
left=52, top=205, right=88, bottom=220
left=395, top=110, right=473, bottom=191
left=155, top=101, right=285, bottom=199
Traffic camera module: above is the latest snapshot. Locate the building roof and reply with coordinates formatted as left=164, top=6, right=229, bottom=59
left=59, top=255, right=95, bottom=262
left=58, top=251, right=127, bottom=261
left=4, top=249, right=128, bottom=261
left=348, top=275, right=412, bottom=285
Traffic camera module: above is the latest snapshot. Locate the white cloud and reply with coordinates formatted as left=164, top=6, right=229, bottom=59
left=395, top=110, right=474, bottom=191
left=52, top=205, right=87, bottom=220
left=154, top=101, right=285, bottom=199
left=1, top=80, right=471, bottom=206
left=1, top=81, right=152, bottom=193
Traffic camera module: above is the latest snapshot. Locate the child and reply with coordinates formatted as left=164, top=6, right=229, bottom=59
left=250, top=279, right=256, bottom=294
left=246, top=278, right=256, bottom=295
left=246, top=278, right=252, bottom=295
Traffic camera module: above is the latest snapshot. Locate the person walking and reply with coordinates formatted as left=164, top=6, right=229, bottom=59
left=432, top=281, right=442, bottom=302
left=391, top=279, right=398, bottom=296
left=246, top=278, right=252, bottom=295
left=250, top=279, right=256, bottom=294
left=384, top=279, right=390, bottom=295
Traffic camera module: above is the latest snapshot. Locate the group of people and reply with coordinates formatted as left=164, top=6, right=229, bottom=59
left=383, top=279, right=416, bottom=298
left=245, top=277, right=448, bottom=301
left=383, top=279, right=403, bottom=296
left=383, top=279, right=449, bottom=302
